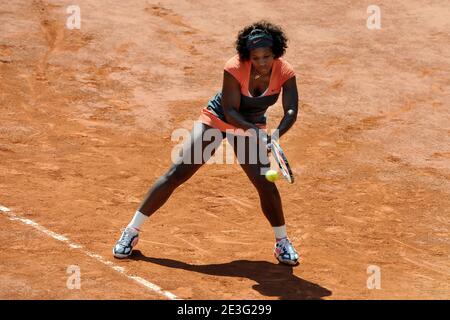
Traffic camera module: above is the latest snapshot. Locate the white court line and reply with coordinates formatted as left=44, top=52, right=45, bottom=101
left=0, top=205, right=179, bottom=300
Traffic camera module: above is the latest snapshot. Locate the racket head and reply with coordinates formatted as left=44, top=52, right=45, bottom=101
left=271, top=140, right=294, bottom=183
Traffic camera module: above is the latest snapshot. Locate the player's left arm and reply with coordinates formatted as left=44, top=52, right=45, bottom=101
left=276, top=76, right=299, bottom=139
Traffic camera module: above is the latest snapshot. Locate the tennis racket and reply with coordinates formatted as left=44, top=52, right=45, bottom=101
left=270, top=139, right=294, bottom=184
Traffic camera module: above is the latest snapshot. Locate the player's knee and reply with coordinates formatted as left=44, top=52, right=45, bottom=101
left=165, top=163, right=193, bottom=185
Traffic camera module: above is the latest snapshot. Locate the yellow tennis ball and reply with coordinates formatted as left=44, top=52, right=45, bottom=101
left=265, top=169, right=279, bottom=182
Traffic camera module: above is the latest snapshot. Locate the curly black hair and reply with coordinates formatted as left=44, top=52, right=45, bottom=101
left=235, top=20, right=288, bottom=61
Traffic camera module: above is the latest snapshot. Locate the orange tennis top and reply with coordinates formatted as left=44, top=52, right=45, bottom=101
left=199, top=55, right=295, bottom=132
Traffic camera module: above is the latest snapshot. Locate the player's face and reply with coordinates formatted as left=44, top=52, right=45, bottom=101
left=249, top=47, right=274, bottom=76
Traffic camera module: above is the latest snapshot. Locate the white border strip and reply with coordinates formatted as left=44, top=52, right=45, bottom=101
left=0, top=205, right=179, bottom=300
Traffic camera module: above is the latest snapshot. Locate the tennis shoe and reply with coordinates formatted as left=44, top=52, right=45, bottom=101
left=274, top=237, right=299, bottom=265
left=113, top=227, right=139, bottom=258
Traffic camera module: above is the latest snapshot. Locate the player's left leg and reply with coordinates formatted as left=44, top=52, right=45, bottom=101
left=228, top=134, right=299, bottom=265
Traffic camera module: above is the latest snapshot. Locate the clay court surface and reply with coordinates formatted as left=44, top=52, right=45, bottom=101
left=1, top=0, right=449, bottom=299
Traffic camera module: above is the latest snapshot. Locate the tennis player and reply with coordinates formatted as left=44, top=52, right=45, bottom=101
left=113, top=21, right=300, bottom=265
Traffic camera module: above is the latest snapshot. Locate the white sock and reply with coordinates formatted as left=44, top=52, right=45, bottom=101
left=273, top=225, right=287, bottom=240
left=127, top=210, right=148, bottom=231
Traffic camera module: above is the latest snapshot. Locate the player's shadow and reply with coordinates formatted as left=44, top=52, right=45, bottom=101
left=131, top=250, right=332, bottom=300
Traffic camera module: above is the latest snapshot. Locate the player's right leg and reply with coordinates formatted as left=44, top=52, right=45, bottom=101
left=113, top=122, right=224, bottom=258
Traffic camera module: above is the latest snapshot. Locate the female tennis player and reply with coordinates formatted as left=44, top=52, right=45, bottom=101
left=113, top=21, right=300, bottom=265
